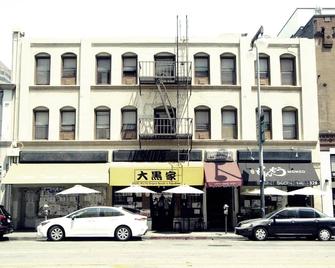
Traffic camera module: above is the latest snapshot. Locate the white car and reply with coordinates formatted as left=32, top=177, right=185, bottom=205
left=37, top=206, right=148, bottom=241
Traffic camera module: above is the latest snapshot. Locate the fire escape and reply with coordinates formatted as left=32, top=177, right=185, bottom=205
left=138, top=17, right=192, bottom=163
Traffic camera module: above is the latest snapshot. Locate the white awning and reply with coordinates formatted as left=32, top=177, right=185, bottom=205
left=1, top=163, right=110, bottom=185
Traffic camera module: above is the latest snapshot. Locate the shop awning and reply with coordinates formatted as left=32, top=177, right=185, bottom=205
left=1, top=163, right=110, bottom=185
left=109, top=162, right=204, bottom=186
left=239, top=163, right=319, bottom=186
left=204, top=162, right=242, bottom=188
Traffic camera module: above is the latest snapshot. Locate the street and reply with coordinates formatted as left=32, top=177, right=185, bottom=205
left=0, top=237, right=335, bottom=268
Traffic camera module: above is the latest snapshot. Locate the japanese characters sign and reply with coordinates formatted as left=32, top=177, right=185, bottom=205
left=134, top=168, right=182, bottom=186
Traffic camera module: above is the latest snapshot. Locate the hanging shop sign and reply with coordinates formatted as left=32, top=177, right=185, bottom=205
left=205, top=150, right=233, bottom=162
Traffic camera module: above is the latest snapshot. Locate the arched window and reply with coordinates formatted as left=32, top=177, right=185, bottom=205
left=96, top=53, right=111, bottom=84
left=154, top=106, right=176, bottom=134
left=154, top=52, right=176, bottom=79
left=194, top=106, right=211, bottom=139
left=33, top=106, right=49, bottom=140
left=256, top=106, right=272, bottom=141
left=221, top=106, right=237, bottom=139
left=95, top=106, right=110, bottom=140
left=60, top=106, right=76, bottom=140
left=121, top=106, right=137, bottom=140
left=280, top=54, right=296, bottom=86
left=61, top=53, right=77, bottom=85
left=194, top=52, right=210, bottom=85
left=256, top=53, right=270, bottom=85
left=282, top=106, right=298, bottom=140
left=220, top=53, right=236, bottom=85
left=122, top=52, right=137, bottom=85
left=35, top=53, right=50, bottom=85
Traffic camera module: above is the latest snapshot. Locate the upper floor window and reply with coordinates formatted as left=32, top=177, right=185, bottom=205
left=221, top=53, right=236, bottom=85
left=61, top=53, right=77, bottom=85
left=282, top=107, right=298, bottom=140
left=256, top=107, right=272, bottom=140
left=280, top=54, right=296, bottom=86
left=60, top=107, right=76, bottom=140
left=194, top=106, right=210, bottom=139
left=154, top=106, right=176, bottom=134
left=95, top=106, right=110, bottom=140
left=33, top=107, right=49, bottom=140
left=35, top=53, right=50, bottom=85
left=255, top=53, right=270, bottom=85
left=194, top=53, right=210, bottom=85
left=96, top=53, right=111, bottom=84
left=154, top=52, right=175, bottom=79
left=122, top=53, right=137, bottom=85
left=221, top=106, right=237, bottom=139
left=121, top=106, right=137, bottom=140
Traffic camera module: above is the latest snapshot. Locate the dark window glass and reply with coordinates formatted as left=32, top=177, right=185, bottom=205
left=280, top=57, right=296, bottom=86
left=222, top=109, right=237, bottom=139
left=96, top=55, right=111, bottom=84
left=121, top=109, right=137, bottom=140
left=95, top=110, right=110, bottom=139
left=282, top=109, right=298, bottom=139
left=36, top=54, right=50, bottom=85
left=221, top=56, right=236, bottom=85
left=62, top=54, right=77, bottom=85
left=60, top=110, right=75, bottom=140
left=194, top=56, right=209, bottom=77
left=99, top=208, right=124, bottom=217
left=299, top=209, right=317, bottom=218
left=275, top=209, right=297, bottom=219
left=34, top=110, right=49, bottom=140
left=73, top=208, right=99, bottom=218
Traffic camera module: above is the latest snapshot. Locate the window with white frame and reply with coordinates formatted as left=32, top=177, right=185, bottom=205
left=60, top=108, right=76, bottom=140
left=282, top=108, right=298, bottom=140
left=96, top=53, right=111, bottom=84
left=122, top=53, right=137, bottom=85
left=121, top=108, right=137, bottom=140
left=280, top=54, right=296, bottom=86
left=194, top=53, right=210, bottom=85
left=195, top=106, right=210, bottom=139
left=222, top=107, right=237, bottom=139
left=221, top=54, right=236, bottom=85
left=62, top=53, right=77, bottom=85
left=95, top=108, right=110, bottom=140
left=35, top=53, right=50, bottom=85
left=255, top=54, right=270, bottom=85
left=33, top=108, right=49, bottom=140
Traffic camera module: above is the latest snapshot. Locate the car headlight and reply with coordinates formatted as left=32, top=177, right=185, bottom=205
left=40, top=221, right=50, bottom=226
left=240, top=223, right=253, bottom=228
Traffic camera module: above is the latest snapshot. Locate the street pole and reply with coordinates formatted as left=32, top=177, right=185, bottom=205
left=251, top=26, right=266, bottom=218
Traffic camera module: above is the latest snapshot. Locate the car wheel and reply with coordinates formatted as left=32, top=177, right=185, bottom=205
left=47, top=225, right=65, bottom=241
left=115, top=226, right=132, bottom=241
left=253, top=227, right=268, bottom=241
left=318, top=228, right=331, bottom=241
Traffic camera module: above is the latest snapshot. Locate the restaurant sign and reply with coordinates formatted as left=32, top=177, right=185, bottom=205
left=134, top=168, right=182, bottom=186
left=205, top=150, right=233, bottom=162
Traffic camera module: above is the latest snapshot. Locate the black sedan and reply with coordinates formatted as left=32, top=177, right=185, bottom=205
left=235, top=207, right=335, bottom=241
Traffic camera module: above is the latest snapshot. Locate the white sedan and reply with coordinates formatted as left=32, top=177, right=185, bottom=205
left=37, top=206, right=148, bottom=241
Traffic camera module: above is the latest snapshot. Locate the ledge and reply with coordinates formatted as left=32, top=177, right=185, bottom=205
left=251, top=85, right=302, bottom=91
left=91, top=85, right=139, bottom=90
left=29, top=85, right=80, bottom=91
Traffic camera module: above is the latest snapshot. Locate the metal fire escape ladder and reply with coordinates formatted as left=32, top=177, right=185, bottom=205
left=156, top=79, right=175, bottom=121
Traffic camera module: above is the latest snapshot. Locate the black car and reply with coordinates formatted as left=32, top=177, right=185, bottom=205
left=235, top=207, right=335, bottom=241
left=0, top=205, right=13, bottom=238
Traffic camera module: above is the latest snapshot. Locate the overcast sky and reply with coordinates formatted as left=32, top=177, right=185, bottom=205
left=1, top=0, right=335, bottom=67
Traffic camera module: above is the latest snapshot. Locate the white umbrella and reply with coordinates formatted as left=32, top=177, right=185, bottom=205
left=115, top=185, right=156, bottom=194
left=163, top=185, right=204, bottom=194
left=288, top=187, right=326, bottom=196
left=56, top=185, right=100, bottom=195
left=56, top=185, right=100, bottom=209
left=241, top=187, right=290, bottom=196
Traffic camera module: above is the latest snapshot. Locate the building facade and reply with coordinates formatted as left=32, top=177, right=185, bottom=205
left=2, top=32, right=324, bottom=230
left=280, top=10, right=335, bottom=216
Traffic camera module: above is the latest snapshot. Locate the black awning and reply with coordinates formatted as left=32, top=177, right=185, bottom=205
left=239, top=163, right=319, bottom=186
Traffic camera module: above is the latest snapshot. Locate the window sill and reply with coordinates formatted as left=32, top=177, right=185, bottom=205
left=251, top=85, right=302, bottom=91
left=30, top=85, right=80, bottom=90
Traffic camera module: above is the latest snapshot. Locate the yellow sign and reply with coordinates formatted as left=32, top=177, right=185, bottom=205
left=110, top=163, right=203, bottom=186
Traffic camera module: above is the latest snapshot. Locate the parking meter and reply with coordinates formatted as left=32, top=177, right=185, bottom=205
left=43, top=204, right=49, bottom=221
left=223, top=204, right=229, bottom=234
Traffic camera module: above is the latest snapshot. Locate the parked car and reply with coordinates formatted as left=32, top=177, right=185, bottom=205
left=0, top=205, right=14, bottom=238
left=235, top=207, right=335, bottom=241
left=37, top=206, right=148, bottom=241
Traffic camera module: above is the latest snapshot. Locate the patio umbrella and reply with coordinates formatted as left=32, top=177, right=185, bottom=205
left=56, top=185, right=100, bottom=209
left=241, top=187, right=290, bottom=196
left=288, top=187, right=326, bottom=196
left=115, top=185, right=156, bottom=194
left=162, top=185, right=204, bottom=194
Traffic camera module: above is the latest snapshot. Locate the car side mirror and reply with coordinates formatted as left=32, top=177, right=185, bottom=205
left=71, top=215, right=76, bottom=220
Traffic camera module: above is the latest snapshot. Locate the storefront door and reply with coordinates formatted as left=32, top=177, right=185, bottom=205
left=207, top=187, right=233, bottom=231
left=151, top=194, right=173, bottom=231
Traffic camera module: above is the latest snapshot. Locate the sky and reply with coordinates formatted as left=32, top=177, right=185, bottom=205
left=1, top=0, right=335, bottom=68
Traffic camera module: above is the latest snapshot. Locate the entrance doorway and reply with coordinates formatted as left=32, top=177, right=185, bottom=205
left=151, top=194, right=173, bottom=231
left=206, top=187, right=233, bottom=231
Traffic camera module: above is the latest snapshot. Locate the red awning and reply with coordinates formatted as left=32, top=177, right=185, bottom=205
left=204, top=162, right=242, bottom=188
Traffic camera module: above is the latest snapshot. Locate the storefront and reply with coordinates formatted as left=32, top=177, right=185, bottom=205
left=109, top=162, right=204, bottom=231
left=238, top=150, right=320, bottom=220
left=203, top=150, right=242, bottom=230
left=2, top=161, right=110, bottom=229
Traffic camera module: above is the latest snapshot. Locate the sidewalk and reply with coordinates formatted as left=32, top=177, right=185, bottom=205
left=5, top=230, right=241, bottom=241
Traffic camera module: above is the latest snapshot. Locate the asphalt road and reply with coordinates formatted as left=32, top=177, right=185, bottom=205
left=0, top=238, right=334, bottom=268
